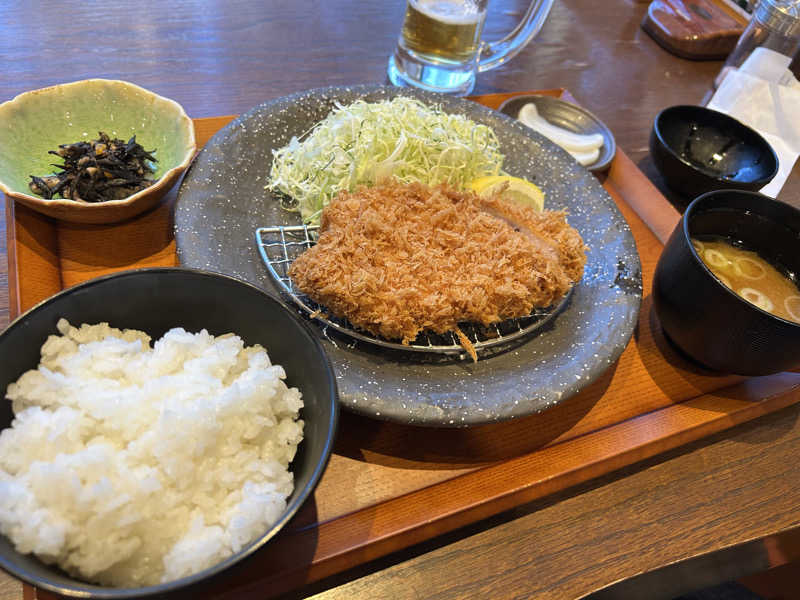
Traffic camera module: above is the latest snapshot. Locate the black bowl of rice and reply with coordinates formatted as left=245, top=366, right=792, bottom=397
left=0, top=267, right=338, bottom=597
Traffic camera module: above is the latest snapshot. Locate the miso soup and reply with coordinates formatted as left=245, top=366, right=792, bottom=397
left=691, top=236, right=800, bottom=324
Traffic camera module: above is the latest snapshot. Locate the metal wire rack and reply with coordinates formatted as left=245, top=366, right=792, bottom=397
left=255, top=224, right=568, bottom=356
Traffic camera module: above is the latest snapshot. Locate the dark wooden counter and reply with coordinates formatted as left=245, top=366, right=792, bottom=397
left=1, top=1, right=799, bottom=599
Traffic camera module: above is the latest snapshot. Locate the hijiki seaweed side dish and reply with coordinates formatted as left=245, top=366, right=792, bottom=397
left=29, top=132, right=157, bottom=203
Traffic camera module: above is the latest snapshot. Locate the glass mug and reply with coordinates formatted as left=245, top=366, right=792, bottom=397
left=387, top=0, right=556, bottom=96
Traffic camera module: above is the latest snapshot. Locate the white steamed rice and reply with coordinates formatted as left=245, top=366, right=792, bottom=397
left=0, top=319, right=304, bottom=587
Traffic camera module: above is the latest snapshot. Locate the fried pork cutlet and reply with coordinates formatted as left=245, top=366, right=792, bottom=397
left=288, top=180, right=587, bottom=346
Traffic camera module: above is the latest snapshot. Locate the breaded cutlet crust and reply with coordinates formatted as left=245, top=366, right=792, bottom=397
left=289, top=180, right=587, bottom=344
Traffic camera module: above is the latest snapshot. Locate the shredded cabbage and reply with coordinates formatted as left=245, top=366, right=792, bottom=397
left=266, top=96, right=505, bottom=224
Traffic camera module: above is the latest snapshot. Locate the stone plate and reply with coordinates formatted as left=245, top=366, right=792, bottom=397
left=174, top=85, right=642, bottom=427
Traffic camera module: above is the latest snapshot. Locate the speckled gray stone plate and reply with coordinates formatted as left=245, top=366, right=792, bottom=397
left=174, top=85, right=642, bottom=427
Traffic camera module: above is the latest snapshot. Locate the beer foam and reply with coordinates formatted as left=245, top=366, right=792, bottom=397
left=411, top=0, right=484, bottom=24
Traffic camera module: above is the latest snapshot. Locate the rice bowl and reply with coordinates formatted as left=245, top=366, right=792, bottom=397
left=0, top=319, right=304, bottom=587
left=0, top=268, right=338, bottom=598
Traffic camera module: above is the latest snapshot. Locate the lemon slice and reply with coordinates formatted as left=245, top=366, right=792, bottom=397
left=469, top=175, right=545, bottom=211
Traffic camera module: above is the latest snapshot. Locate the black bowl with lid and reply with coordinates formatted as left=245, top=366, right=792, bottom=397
left=650, top=105, right=779, bottom=201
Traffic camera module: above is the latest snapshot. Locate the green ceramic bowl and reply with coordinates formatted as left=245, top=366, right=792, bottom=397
left=0, top=79, right=196, bottom=223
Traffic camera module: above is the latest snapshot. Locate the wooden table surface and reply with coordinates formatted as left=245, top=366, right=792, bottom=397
left=2, top=1, right=800, bottom=599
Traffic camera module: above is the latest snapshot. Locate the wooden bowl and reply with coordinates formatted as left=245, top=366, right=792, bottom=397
left=0, top=79, right=196, bottom=224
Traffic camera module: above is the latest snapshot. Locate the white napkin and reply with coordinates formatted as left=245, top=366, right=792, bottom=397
left=707, top=48, right=800, bottom=198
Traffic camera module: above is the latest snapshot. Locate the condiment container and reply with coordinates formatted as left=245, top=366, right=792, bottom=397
left=710, top=0, right=800, bottom=92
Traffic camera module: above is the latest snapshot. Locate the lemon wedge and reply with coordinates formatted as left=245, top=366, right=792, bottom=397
left=469, top=175, right=545, bottom=211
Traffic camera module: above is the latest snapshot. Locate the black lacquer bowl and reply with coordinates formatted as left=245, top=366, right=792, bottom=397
left=650, top=105, right=778, bottom=201
left=175, top=84, right=642, bottom=426
left=0, top=268, right=338, bottom=598
left=653, top=190, right=800, bottom=375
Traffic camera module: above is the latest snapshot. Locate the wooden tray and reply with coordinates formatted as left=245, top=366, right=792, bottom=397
left=6, top=90, right=800, bottom=600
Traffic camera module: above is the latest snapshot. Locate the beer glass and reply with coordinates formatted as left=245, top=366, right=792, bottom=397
left=387, top=0, right=556, bottom=96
